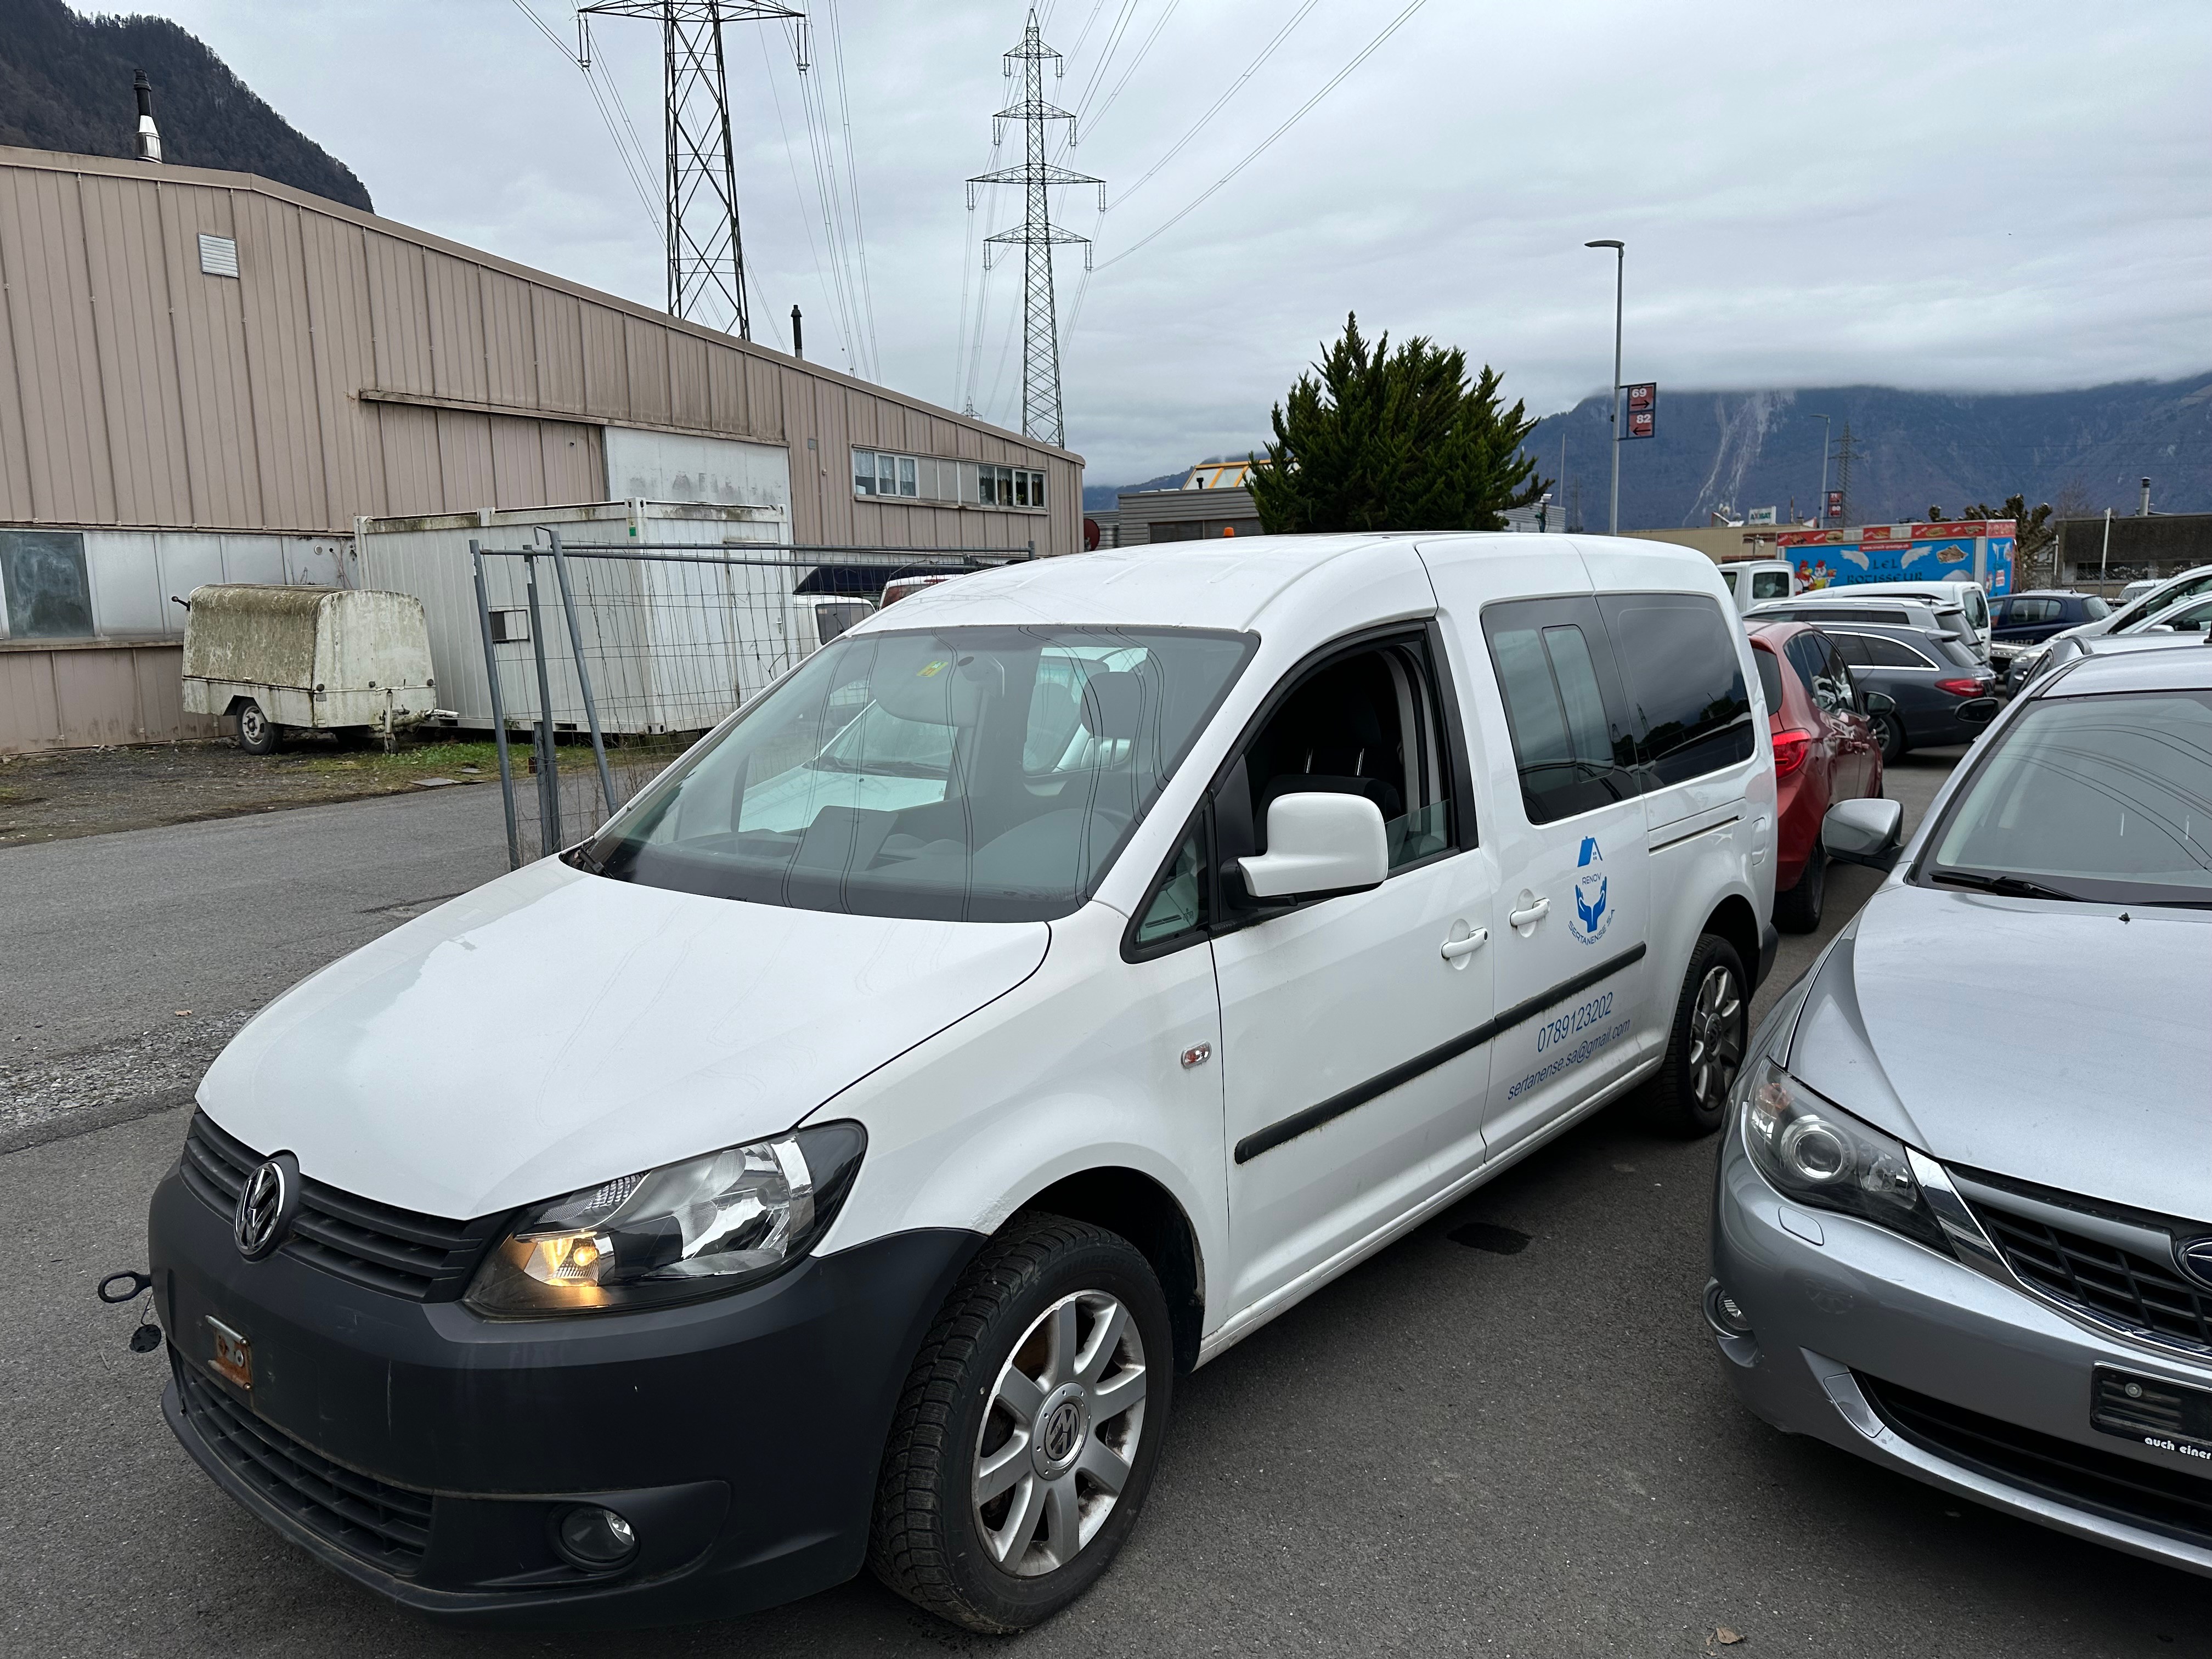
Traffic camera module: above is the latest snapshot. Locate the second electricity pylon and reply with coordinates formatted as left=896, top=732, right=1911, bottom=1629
left=968, top=9, right=1103, bottom=449
left=580, top=1, right=804, bottom=341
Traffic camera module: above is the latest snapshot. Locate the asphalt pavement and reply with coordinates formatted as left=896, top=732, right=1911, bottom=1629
left=8, top=749, right=2210, bottom=1658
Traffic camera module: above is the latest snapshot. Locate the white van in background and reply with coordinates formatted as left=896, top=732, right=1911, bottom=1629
left=149, top=532, right=1783, bottom=1635
left=1715, top=560, right=1798, bottom=613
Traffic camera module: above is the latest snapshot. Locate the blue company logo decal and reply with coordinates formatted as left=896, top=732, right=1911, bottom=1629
left=1571, top=836, right=1612, bottom=944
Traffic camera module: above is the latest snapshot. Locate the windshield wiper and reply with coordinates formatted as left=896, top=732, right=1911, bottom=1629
left=1930, top=868, right=2089, bottom=902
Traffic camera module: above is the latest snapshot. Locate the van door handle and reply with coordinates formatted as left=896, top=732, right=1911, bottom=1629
left=1440, top=929, right=1489, bottom=961
left=1508, top=898, right=1550, bottom=929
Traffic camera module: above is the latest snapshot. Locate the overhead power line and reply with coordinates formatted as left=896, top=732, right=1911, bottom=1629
left=1096, top=0, right=1431, bottom=273
left=1076, top=0, right=1182, bottom=143
left=1115, top=0, right=1321, bottom=206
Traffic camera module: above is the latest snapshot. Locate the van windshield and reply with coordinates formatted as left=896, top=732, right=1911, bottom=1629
left=577, top=627, right=1255, bottom=922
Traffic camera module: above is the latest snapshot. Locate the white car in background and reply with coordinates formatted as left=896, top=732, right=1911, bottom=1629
left=2013, top=565, right=2212, bottom=685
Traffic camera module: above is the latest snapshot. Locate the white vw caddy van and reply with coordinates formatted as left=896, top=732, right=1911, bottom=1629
left=148, top=532, right=1777, bottom=1633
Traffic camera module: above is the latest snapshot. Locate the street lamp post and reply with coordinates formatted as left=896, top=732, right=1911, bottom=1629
left=1812, top=412, right=1831, bottom=526
left=1585, top=239, right=1624, bottom=534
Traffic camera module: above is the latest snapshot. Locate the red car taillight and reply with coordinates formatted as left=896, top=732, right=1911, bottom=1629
left=1771, top=729, right=1813, bottom=777
left=1933, top=676, right=1983, bottom=697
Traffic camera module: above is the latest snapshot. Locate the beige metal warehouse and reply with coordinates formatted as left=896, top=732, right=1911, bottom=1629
left=0, top=144, right=1082, bottom=753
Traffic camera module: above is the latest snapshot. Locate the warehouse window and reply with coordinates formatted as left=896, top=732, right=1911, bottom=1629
left=854, top=449, right=921, bottom=499
left=0, top=529, right=94, bottom=639
left=977, top=465, right=1047, bottom=510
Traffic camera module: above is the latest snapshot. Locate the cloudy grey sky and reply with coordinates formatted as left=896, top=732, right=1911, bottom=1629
left=148, top=0, right=2210, bottom=483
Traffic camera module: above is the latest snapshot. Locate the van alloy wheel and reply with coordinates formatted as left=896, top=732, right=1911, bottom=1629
left=1688, top=963, right=1744, bottom=1110
left=1647, top=933, right=1747, bottom=1138
left=872, top=1214, right=1173, bottom=1633
left=974, top=1290, right=1147, bottom=1576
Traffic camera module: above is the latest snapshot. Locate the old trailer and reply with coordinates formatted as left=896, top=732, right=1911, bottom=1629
left=180, top=584, right=436, bottom=753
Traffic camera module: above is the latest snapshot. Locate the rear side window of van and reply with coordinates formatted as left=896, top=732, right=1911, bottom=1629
left=1483, top=599, right=1636, bottom=825
left=1751, top=570, right=1792, bottom=601
left=1596, top=595, right=1754, bottom=788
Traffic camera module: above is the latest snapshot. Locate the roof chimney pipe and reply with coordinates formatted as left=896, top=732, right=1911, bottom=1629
left=791, top=304, right=804, bottom=362
left=133, top=70, right=163, bottom=164
left=2140, top=476, right=2152, bottom=517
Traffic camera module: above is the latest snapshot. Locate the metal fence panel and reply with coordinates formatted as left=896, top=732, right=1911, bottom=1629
left=475, top=537, right=1030, bottom=866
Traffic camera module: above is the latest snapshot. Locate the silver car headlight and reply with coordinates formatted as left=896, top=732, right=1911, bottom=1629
left=1737, top=1058, right=1949, bottom=1255
left=466, top=1121, right=866, bottom=1317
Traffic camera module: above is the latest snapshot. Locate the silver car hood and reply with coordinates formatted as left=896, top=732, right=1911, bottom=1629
left=1788, top=883, right=2212, bottom=1220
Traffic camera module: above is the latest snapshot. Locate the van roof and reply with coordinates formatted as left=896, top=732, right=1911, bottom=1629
left=844, top=532, right=1725, bottom=637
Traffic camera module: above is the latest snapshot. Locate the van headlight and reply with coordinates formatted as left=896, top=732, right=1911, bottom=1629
left=466, top=1122, right=866, bottom=1316
left=1738, top=1059, right=1949, bottom=1254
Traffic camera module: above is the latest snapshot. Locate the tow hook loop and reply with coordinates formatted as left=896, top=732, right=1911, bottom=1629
left=98, top=1270, right=153, bottom=1305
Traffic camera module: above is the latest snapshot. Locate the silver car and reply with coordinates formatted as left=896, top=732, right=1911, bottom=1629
left=1709, top=644, right=2212, bottom=1573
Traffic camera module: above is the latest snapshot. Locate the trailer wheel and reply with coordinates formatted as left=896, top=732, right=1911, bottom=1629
left=235, top=701, right=279, bottom=754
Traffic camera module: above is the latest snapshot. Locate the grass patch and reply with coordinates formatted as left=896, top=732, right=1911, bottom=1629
left=297, top=740, right=620, bottom=778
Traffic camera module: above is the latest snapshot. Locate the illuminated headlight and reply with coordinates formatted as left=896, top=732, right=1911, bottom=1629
left=1737, top=1058, right=1949, bottom=1254
left=466, top=1122, right=865, bottom=1316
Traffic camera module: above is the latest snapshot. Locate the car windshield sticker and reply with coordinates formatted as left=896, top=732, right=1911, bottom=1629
left=1572, top=836, right=1612, bottom=944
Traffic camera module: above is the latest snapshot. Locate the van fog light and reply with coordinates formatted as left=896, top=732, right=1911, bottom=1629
left=555, top=1505, right=637, bottom=1570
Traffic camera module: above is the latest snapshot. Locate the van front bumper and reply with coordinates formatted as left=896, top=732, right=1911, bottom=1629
left=1710, top=1127, right=2212, bottom=1577
left=148, top=1162, right=977, bottom=1628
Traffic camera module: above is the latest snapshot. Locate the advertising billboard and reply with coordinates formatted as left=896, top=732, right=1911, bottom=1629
left=1777, top=520, right=2015, bottom=595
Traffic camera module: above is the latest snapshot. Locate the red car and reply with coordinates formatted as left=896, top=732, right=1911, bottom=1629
left=1748, top=620, right=1884, bottom=932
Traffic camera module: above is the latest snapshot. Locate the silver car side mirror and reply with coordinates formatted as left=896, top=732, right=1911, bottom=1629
left=1238, top=792, right=1389, bottom=900
left=1823, top=797, right=1904, bottom=869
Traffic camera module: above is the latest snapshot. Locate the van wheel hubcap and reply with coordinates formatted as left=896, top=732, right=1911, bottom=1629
left=239, top=707, right=266, bottom=744
left=973, top=1290, right=1147, bottom=1578
left=1688, top=964, right=1743, bottom=1109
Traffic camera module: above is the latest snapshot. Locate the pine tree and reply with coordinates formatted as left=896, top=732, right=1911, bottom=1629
left=1247, top=313, right=1548, bottom=534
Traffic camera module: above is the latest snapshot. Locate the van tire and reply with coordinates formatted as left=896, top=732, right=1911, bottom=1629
left=870, top=1212, right=1173, bottom=1633
left=1645, top=933, right=1747, bottom=1138
left=1773, top=843, right=1826, bottom=934
left=234, top=700, right=279, bottom=755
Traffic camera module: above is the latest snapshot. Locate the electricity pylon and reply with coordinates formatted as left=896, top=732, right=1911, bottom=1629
left=580, top=2, right=804, bottom=340
left=968, top=9, right=1103, bottom=448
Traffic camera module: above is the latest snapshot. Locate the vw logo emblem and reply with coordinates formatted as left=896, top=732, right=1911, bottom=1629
left=234, top=1153, right=301, bottom=1261
left=2177, top=1237, right=2212, bottom=1294
left=1041, top=1398, right=1084, bottom=1464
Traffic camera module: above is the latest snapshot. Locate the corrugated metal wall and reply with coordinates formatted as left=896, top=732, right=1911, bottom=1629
left=0, top=147, right=1079, bottom=552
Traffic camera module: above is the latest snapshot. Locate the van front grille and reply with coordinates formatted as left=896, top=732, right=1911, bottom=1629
left=181, top=1110, right=505, bottom=1301
left=177, top=1359, right=433, bottom=1575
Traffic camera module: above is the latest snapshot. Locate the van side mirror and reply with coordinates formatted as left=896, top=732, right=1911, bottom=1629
left=1822, top=797, right=1904, bottom=869
left=1238, top=793, right=1389, bottom=900
left=1861, top=691, right=1897, bottom=717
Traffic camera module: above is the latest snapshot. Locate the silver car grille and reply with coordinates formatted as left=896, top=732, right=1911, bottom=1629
left=1951, top=1167, right=2212, bottom=1357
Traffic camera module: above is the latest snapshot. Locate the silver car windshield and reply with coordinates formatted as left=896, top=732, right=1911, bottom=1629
left=579, top=626, right=1255, bottom=922
left=1922, top=690, right=2212, bottom=907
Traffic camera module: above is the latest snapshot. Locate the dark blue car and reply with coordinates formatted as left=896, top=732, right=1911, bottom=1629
left=1988, top=590, right=2109, bottom=677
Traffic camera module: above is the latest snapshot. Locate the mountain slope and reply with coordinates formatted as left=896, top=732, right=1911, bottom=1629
left=1525, top=374, right=2212, bottom=530
left=0, top=0, right=371, bottom=212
